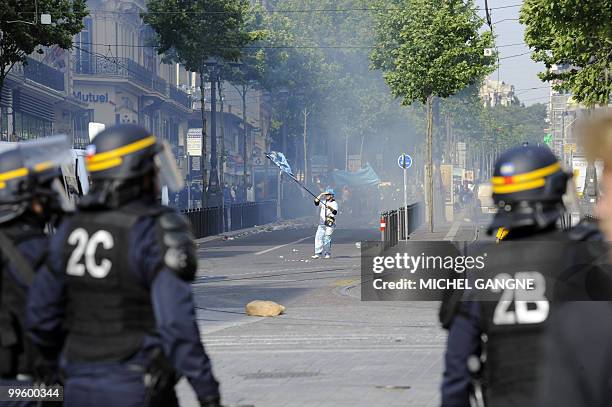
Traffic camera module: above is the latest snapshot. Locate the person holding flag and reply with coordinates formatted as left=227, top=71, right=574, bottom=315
left=312, top=188, right=338, bottom=259
left=265, top=151, right=339, bottom=258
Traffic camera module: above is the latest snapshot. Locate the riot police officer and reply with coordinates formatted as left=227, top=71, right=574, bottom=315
left=440, top=145, right=601, bottom=407
left=535, top=112, right=612, bottom=407
left=26, top=125, right=221, bottom=407
left=0, top=137, right=73, bottom=404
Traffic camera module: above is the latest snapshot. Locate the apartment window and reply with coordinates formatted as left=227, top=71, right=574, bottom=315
left=75, top=18, right=93, bottom=73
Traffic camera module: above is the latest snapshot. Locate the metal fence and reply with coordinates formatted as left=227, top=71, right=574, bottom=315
left=75, top=55, right=167, bottom=95
left=380, top=203, right=423, bottom=249
left=182, top=200, right=278, bottom=239
left=182, top=206, right=223, bottom=239
left=169, top=86, right=191, bottom=109
left=228, top=200, right=276, bottom=231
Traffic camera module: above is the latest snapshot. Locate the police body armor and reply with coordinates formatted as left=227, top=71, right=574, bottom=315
left=0, top=223, right=46, bottom=377
left=61, top=204, right=163, bottom=363
left=477, top=227, right=597, bottom=406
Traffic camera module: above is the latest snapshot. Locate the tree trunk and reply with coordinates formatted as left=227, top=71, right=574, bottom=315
left=345, top=131, right=349, bottom=171
left=218, top=79, right=225, bottom=231
left=242, top=85, right=248, bottom=201
left=446, top=115, right=451, bottom=164
left=426, top=95, right=434, bottom=233
left=359, top=133, right=365, bottom=168
left=218, top=79, right=225, bottom=187
left=200, top=69, right=208, bottom=208
left=303, top=108, right=308, bottom=186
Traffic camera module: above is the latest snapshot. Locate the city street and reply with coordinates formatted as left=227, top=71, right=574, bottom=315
left=0, top=0, right=607, bottom=405
left=177, top=217, right=484, bottom=407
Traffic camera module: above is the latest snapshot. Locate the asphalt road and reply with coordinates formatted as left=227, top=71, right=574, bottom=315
left=176, top=221, right=466, bottom=407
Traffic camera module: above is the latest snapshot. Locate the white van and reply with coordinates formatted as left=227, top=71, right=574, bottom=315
left=476, top=183, right=496, bottom=214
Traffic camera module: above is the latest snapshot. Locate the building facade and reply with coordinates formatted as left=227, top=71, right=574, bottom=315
left=0, top=47, right=89, bottom=146
left=71, top=0, right=193, bottom=150
left=480, top=78, right=518, bottom=108
left=0, top=0, right=272, bottom=206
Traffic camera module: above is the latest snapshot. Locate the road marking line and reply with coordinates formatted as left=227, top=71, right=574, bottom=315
left=444, top=222, right=460, bottom=241
left=254, top=235, right=313, bottom=256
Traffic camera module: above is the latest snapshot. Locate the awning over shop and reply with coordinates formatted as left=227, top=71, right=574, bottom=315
left=332, top=164, right=380, bottom=187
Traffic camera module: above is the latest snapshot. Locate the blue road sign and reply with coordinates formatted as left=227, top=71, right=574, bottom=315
left=398, top=154, right=413, bottom=169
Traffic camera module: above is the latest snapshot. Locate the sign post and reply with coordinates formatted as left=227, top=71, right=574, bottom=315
left=187, top=128, right=203, bottom=209
left=398, top=154, right=413, bottom=241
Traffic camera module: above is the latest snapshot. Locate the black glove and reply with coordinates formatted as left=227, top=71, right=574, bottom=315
left=199, top=396, right=222, bottom=407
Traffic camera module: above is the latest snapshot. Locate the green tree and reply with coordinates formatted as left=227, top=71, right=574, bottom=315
left=251, top=4, right=334, bottom=175
left=216, top=4, right=320, bottom=195
left=371, top=0, right=494, bottom=231
left=143, top=0, right=253, bottom=206
left=264, top=0, right=409, bottom=175
left=0, top=0, right=88, bottom=93
left=520, top=0, right=612, bottom=106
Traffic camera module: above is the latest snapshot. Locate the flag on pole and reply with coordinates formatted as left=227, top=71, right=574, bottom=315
left=266, top=151, right=294, bottom=176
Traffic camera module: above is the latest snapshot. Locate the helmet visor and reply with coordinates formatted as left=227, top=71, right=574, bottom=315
left=19, top=135, right=73, bottom=172
left=155, top=141, right=184, bottom=193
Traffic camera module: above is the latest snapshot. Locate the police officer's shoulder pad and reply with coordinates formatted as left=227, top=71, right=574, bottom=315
left=156, top=211, right=197, bottom=281
left=158, top=211, right=191, bottom=231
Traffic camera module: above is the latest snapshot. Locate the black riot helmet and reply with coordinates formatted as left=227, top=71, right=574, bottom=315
left=84, top=124, right=183, bottom=208
left=0, top=136, right=74, bottom=224
left=488, top=145, right=570, bottom=233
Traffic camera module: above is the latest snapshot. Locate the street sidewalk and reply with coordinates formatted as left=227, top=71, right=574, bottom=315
left=408, top=213, right=487, bottom=242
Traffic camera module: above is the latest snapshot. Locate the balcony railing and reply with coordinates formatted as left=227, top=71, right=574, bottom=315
left=16, top=57, right=65, bottom=92
left=75, top=55, right=168, bottom=95
left=169, top=86, right=191, bottom=109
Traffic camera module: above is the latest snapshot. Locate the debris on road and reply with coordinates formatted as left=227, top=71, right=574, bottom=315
left=355, top=242, right=362, bottom=249
left=375, top=385, right=411, bottom=390
left=245, top=300, right=286, bottom=317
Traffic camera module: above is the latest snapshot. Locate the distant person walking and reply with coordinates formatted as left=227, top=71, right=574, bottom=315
left=312, top=188, right=338, bottom=259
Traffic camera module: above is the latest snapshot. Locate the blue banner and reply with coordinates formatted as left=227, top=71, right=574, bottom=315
left=266, top=151, right=294, bottom=176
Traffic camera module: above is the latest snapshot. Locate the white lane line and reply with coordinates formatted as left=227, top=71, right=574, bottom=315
left=254, top=235, right=314, bottom=256
left=444, top=221, right=461, bottom=241
left=205, top=347, right=445, bottom=354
